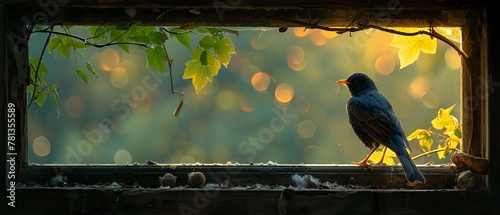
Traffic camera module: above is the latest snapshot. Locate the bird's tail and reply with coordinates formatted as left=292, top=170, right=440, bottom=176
left=396, top=150, right=426, bottom=183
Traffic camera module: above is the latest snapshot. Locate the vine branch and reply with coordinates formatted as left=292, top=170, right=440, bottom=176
left=29, top=25, right=54, bottom=108
left=287, top=20, right=469, bottom=65
left=412, top=147, right=460, bottom=161
left=32, top=30, right=149, bottom=48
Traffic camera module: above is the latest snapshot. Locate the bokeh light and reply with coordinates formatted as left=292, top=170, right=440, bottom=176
left=292, top=97, right=311, bottom=114
left=321, top=30, right=339, bottom=39
left=374, top=54, right=396, bottom=75
left=445, top=48, right=462, bottom=70
left=293, top=28, right=311, bottom=37
left=421, top=92, right=441, bottom=109
left=97, top=48, right=120, bottom=72
left=309, top=30, right=329, bottom=46
left=408, top=76, right=430, bottom=99
left=303, top=145, right=322, bottom=163
left=298, top=120, right=317, bottom=138
left=286, top=46, right=307, bottom=72
left=238, top=95, right=256, bottom=112
left=114, top=149, right=132, bottom=164
left=275, top=83, right=294, bottom=104
left=251, top=72, right=271, bottom=92
left=110, top=66, right=129, bottom=88
left=216, top=90, right=237, bottom=111
left=33, top=136, right=51, bottom=157
left=28, top=26, right=461, bottom=165
left=251, top=37, right=270, bottom=51
left=131, top=91, right=153, bottom=113
left=64, top=95, right=85, bottom=118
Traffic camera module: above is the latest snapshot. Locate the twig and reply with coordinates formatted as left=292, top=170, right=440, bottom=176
left=32, top=30, right=149, bottom=48
left=29, top=25, right=54, bottom=108
left=411, top=147, right=460, bottom=161
left=287, top=20, right=469, bottom=64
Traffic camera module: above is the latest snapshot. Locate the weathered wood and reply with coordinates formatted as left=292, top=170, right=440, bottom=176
left=487, top=9, right=500, bottom=193
left=21, top=164, right=458, bottom=189
left=11, top=188, right=500, bottom=214
left=3, top=0, right=482, bottom=9
left=5, top=1, right=471, bottom=27
left=1, top=1, right=497, bottom=214
left=461, top=10, right=487, bottom=160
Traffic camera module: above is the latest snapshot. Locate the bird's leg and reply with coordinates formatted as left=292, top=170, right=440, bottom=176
left=374, top=147, right=388, bottom=166
left=352, top=148, right=378, bottom=166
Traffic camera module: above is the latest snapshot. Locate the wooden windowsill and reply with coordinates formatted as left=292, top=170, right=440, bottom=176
left=21, top=164, right=457, bottom=189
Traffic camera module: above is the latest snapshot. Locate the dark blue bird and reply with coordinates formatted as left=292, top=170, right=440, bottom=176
left=338, top=72, right=425, bottom=183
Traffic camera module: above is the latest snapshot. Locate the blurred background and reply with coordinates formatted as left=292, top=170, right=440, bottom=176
left=28, top=27, right=461, bottom=164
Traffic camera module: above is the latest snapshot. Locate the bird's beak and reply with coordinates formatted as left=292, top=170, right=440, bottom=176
left=337, top=79, right=350, bottom=85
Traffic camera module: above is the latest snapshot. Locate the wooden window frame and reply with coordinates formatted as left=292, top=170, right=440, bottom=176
left=2, top=0, right=498, bottom=214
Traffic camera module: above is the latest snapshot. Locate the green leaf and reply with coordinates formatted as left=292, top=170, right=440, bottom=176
left=47, top=36, right=60, bottom=52
left=454, top=128, right=462, bottom=138
left=199, top=36, right=216, bottom=49
left=48, top=35, right=71, bottom=57
left=195, top=27, right=209, bottom=34
left=75, top=69, right=90, bottom=86
left=29, top=57, right=48, bottom=82
left=171, top=29, right=191, bottom=50
left=110, top=29, right=130, bottom=53
left=146, top=46, right=167, bottom=73
left=47, top=83, right=60, bottom=117
left=89, top=26, right=110, bottom=42
left=70, top=39, right=87, bottom=49
left=86, top=62, right=99, bottom=78
left=35, top=91, right=47, bottom=107
left=183, top=47, right=221, bottom=93
left=214, top=37, right=235, bottom=67
left=58, top=38, right=71, bottom=58
left=200, top=50, right=209, bottom=65
left=148, top=31, right=167, bottom=45
left=206, top=28, right=222, bottom=34
left=27, top=84, right=34, bottom=94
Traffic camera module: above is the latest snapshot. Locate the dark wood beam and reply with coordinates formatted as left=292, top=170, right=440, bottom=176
left=21, top=164, right=457, bottom=189
left=5, top=1, right=473, bottom=27
left=14, top=188, right=499, bottom=214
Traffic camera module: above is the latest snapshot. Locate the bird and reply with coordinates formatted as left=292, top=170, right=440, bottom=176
left=337, top=72, right=425, bottom=183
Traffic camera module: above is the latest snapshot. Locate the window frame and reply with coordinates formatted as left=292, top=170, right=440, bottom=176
left=2, top=0, right=497, bottom=213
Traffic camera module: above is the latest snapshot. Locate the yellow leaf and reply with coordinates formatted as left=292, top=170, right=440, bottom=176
left=407, top=129, right=426, bottom=141
left=183, top=47, right=221, bottom=93
left=435, top=27, right=461, bottom=43
left=431, top=104, right=456, bottom=130
left=437, top=143, right=446, bottom=159
left=444, top=117, right=459, bottom=137
left=368, top=149, right=396, bottom=165
left=390, top=28, right=437, bottom=69
left=437, top=139, right=452, bottom=159
left=418, top=131, right=433, bottom=152
left=449, top=136, right=460, bottom=149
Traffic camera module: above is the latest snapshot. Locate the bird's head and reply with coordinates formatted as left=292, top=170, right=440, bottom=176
left=337, top=72, right=378, bottom=96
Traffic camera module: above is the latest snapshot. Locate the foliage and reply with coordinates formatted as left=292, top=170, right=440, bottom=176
left=369, top=105, right=461, bottom=164
left=389, top=27, right=461, bottom=69
left=28, top=24, right=236, bottom=115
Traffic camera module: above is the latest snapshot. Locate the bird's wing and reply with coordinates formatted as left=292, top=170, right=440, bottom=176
left=348, top=98, right=395, bottom=149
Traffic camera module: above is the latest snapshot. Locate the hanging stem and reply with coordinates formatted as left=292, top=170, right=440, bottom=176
left=29, top=25, right=54, bottom=108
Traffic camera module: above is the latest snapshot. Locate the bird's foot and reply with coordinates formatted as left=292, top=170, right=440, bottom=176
left=352, top=161, right=372, bottom=167
left=372, top=161, right=387, bottom=166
